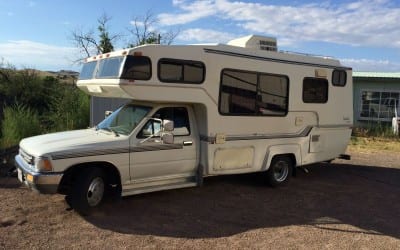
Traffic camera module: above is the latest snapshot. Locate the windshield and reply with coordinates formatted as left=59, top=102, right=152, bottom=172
left=97, top=104, right=152, bottom=135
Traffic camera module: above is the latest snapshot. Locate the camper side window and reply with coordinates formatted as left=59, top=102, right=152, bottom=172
left=302, top=78, right=328, bottom=103
left=332, top=70, right=347, bottom=86
left=158, top=58, right=205, bottom=84
left=121, top=56, right=152, bottom=80
left=219, top=69, right=289, bottom=116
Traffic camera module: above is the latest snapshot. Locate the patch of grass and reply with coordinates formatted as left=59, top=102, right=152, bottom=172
left=353, top=124, right=398, bottom=139
left=348, top=136, right=400, bottom=153
left=1, top=104, right=42, bottom=148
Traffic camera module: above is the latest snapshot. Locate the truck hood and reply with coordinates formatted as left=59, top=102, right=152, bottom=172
left=19, top=129, right=128, bottom=157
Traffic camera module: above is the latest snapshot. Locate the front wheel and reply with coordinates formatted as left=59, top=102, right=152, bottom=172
left=69, top=168, right=106, bottom=215
left=266, top=156, right=293, bottom=187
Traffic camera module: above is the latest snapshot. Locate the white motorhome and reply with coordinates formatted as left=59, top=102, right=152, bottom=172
left=15, top=35, right=353, bottom=214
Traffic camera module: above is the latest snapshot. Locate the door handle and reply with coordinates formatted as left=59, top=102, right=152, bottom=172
left=183, top=141, right=193, bottom=146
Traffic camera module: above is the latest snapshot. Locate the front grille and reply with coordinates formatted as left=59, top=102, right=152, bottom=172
left=19, top=148, right=34, bottom=166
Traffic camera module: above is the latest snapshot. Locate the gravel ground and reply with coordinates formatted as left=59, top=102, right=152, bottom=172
left=1, top=149, right=400, bottom=249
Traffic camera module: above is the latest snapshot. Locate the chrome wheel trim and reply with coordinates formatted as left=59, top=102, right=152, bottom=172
left=273, top=160, right=289, bottom=182
left=87, top=177, right=104, bottom=207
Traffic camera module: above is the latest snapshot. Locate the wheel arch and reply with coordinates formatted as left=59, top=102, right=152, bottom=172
left=262, top=144, right=301, bottom=171
left=58, top=161, right=122, bottom=195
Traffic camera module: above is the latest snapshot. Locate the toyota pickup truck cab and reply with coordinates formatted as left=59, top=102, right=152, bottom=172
left=15, top=35, right=353, bottom=214
left=16, top=102, right=199, bottom=213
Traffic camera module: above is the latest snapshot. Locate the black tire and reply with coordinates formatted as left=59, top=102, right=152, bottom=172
left=266, top=156, right=293, bottom=187
left=69, top=168, right=106, bottom=215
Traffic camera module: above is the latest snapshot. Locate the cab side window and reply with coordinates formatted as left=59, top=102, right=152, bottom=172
left=154, top=107, right=191, bottom=136
left=137, top=107, right=190, bottom=138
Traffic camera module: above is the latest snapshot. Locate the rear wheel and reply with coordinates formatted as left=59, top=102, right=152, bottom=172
left=69, top=168, right=106, bottom=215
left=266, top=156, right=293, bottom=187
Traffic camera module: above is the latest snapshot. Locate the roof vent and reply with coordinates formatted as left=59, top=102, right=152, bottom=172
left=228, top=35, right=277, bottom=51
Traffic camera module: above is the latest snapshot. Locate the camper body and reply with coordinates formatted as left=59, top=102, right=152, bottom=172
left=15, top=36, right=353, bottom=213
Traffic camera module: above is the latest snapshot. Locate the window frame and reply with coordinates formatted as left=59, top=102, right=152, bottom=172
left=218, top=68, right=289, bottom=116
left=302, top=77, right=329, bottom=104
left=157, top=58, right=206, bottom=84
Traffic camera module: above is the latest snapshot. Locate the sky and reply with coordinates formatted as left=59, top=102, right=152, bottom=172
left=1, top=0, right=400, bottom=72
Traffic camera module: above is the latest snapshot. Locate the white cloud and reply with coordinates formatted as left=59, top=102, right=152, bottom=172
left=178, top=28, right=236, bottom=43
left=130, top=20, right=144, bottom=27
left=0, top=40, right=79, bottom=71
left=341, top=58, right=400, bottom=72
left=158, top=0, right=217, bottom=25
left=158, top=0, right=400, bottom=48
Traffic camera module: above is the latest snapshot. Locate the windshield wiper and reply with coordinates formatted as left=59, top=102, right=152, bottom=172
left=98, top=127, right=119, bottom=137
left=109, top=128, right=119, bottom=137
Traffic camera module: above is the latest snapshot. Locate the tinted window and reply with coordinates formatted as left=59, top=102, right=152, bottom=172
left=332, top=70, right=347, bottom=86
left=121, top=56, right=151, bottom=80
left=303, top=78, right=328, bottom=103
left=158, top=59, right=205, bottom=84
left=96, top=57, right=124, bottom=78
left=219, top=69, right=288, bottom=116
left=79, top=61, right=97, bottom=80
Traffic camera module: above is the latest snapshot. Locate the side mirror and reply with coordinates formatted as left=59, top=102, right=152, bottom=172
left=161, top=133, right=174, bottom=144
left=105, top=110, right=113, bottom=118
left=163, top=120, right=174, bottom=132
left=161, top=120, right=174, bottom=144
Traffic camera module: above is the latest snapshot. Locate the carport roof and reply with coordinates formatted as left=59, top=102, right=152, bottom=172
left=353, top=72, right=400, bottom=79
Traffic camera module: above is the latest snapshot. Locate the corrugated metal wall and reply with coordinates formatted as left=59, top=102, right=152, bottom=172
left=90, top=97, right=131, bottom=126
left=353, top=77, right=400, bottom=126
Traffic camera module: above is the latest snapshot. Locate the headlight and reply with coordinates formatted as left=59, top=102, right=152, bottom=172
left=35, top=157, right=53, bottom=172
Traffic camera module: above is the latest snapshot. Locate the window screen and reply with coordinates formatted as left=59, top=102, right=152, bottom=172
left=303, top=78, right=328, bottom=103
left=258, top=74, right=288, bottom=115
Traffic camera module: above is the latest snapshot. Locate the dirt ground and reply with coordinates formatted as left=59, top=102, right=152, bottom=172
left=1, top=149, right=400, bottom=249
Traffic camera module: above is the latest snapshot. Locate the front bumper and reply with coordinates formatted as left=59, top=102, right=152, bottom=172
left=15, top=154, right=63, bottom=194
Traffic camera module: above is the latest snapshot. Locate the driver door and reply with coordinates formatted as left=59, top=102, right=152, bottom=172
left=129, top=106, right=197, bottom=186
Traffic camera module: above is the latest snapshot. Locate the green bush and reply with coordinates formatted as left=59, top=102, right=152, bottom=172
left=0, top=65, right=90, bottom=149
left=1, top=104, right=42, bottom=148
left=46, top=84, right=90, bottom=131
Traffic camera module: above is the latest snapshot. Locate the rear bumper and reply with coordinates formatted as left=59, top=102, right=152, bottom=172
left=15, top=155, right=63, bottom=194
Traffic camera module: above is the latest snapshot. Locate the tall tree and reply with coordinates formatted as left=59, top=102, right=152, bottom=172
left=128, top=11, right=179, bottom=47
left=97, top=13, right=114, bottom=53
left=70, top=11, right=179, bottom=62
left=70, top=13, right=119, bottom=62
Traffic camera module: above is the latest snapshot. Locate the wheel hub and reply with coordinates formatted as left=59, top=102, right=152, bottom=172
left=273, top=160, right=289, bottom=182
left=87, top=177, right=104, bottom=207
